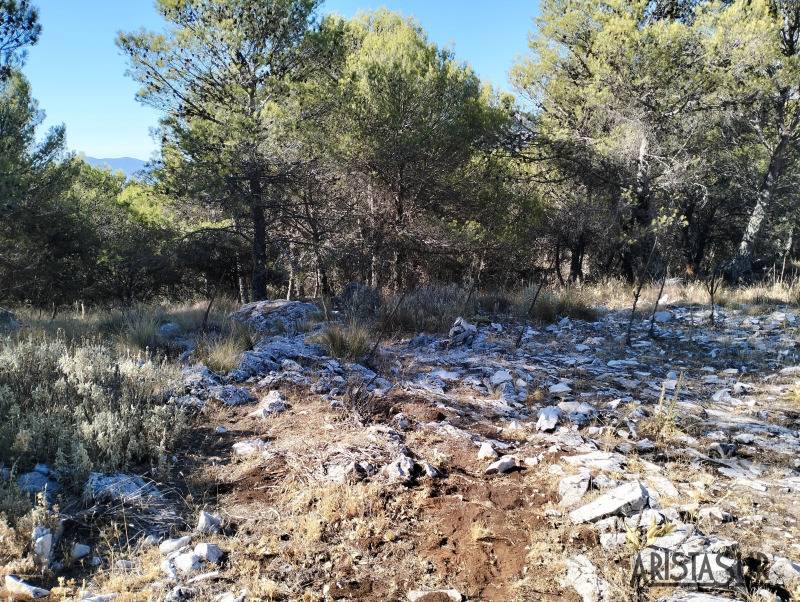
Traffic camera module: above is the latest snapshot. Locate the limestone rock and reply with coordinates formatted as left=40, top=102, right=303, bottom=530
left=486, top=455, right=516, bottom=475
left=196, top=511, right=222, bottom=534
left=159, top=535, right=192, bottom=555
left=232, top=439, right=268, bottom=456
left=195, top=542, right=223, bottom=564
left=559, top=472, right=591, bottom=507
left=384, top=456, right=416, bottom=482
left=18, top=471, right=60, bottom=498
left=550, top=382, right=572, bottom=395
left=407, top=589, right=463, bottom=601
left=536, top=406, right=562, bottom=431
left=174, top=552, right=202, bottom=573
left=72, top=542, right=91, bottom=559
left=560, top=554, right=612, bottom=602
left=448, top=317, right=477, bottom=346
left=478, top=441, right=499, bottom=460
left=5, top=575, right=50, bottom=599
left=86, top=473, right=162, bottom=503
left=31, top=526, right=52, bottom=566
left=569, top=481, right=650, bottom=524
left=768, top=556, right=800, bottom=588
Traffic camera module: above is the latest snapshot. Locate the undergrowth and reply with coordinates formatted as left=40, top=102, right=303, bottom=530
left=0, top=334, right=186, bottom=519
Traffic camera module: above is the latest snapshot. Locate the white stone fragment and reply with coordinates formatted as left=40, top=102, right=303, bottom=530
left=536, top=406, right=562, bottom=431
left=478, top=442, right=499, bottom=460
left=485, top=455, right=516, bottom=475
left=174, top=552, right=202, bottom=574
left=195, top=543, right=223, bottom=564
left=196, top=511, right=222, bottom=534
left=384, top=456, right=416, bottom=482
left=559, top=472, right=591, bottom=508
left=161, top=558, right=178, bottom=581
left=418, top=461, right=439, bottom=479
left=569, top=481, right=650, bottom=524
left=560, top=554, right=612, bottom=602
left=407, top=589, right=463, bottom=601
left=31, top=526, right=52, bottom=566
left=5, top=575, right=50, bottom=599
left=490, top=370, right=513, bottom=387
left=550, top=382, right=572, bottom=395
left=159, top=535, right=192, bottom=555
left=72, top=542, right=91, bottom=559
left=232, top=439, right=267, bottom=455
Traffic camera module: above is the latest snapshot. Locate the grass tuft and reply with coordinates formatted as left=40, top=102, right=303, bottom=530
left=318, top=322, right=370, bottom=361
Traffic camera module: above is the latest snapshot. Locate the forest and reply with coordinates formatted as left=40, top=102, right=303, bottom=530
left=1, top=0, right=799, bottom=309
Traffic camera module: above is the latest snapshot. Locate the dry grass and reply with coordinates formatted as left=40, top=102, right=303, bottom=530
left=316, top=321, right=370, bottom=361
left=195, top=319, right=254, bottom=373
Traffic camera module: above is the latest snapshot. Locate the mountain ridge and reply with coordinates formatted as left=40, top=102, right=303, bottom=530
left=84, top=156, right=148, bottom=178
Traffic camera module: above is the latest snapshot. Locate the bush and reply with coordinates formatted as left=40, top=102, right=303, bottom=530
left=195, top=318, right=254, bottom=374
left=378, top=285, right=469, bottom=333
left=0, top=334, right=185, bottom=509
left=513, top=286, right=599, bottom=323
left=318, top=322, right=370, bottom=361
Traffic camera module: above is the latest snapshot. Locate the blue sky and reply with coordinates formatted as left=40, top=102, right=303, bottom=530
left=23, top=1, right=538, bottom=159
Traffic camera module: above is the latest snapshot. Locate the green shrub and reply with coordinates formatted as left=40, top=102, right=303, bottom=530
left=0, top=334, right=185, bottom=515
left=318, top=322, right=370, bottom=361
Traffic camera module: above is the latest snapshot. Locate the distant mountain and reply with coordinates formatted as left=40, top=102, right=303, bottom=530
left=84, top=156, right=148, bottom=179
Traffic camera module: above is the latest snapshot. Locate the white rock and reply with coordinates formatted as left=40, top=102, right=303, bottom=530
left=550, top=382, right=572, bottom=395
left=215, top=426, right=228, bottom=434
left=174, top=552, right=202, bottom=574
left=569, top=481, right=650, bottom=524
left=86, top=472, right=163, bottom=503
left=560, top=554, right=612, bottom=602
left=559, top=472, right=591, bottom=507
left=196, top=511, right=222, bottom=534
left=592, top=474, right=618, bottom=490
left=485, top=455, right=516, bottom=475
left=536, top=406, right=562, bottom=431
left=114, top=559, right=133, bottom=570
left=81, top=595, right=119, bottom=602
left=260, top=390, right=287, bottom=413
left=490, top=370, right=513, bottom=387
left=653, top=311, right=672, bottom=323
left=654, top=593, right=744, bottom=602
left=600, top=532, right=627, bottom=550
left=429, top=369, right=461, bottom=382
left=31, top=526, right=52, bottom=565
left=768, top=556, right=800, bottom=587
left=215, top=590, right=249, bottom=602
left=563, top=451, right=626, bottom=474
left=384, top=456, right=416, bottom=482
left=72, top=542, right=91, bottom=559
left=636, top=438, right=655, bottom=453
left=159, top=535, right=192, bottom=554
left=5, top=575, right=50, bottom=599
left=232, top=439, right=267, bottom=455
left=187, top=571, right=221, bottom=584
left=418, top=461, right=439, bottom=479
left=195, top=543, right=223, bottom=564
left=407, top=589, right=462, bottom=601
left=478, top=442, right=499, bottom=460
left=161, top=558, right=178, bottom=581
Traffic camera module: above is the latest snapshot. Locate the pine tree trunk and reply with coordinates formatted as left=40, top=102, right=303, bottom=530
left=729, top=132, right=789, bottom=282
left=250, top=195, right=268, bottom=301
